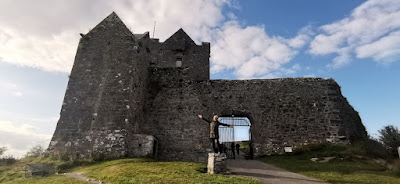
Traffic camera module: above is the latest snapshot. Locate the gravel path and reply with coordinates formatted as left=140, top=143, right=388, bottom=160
left=63, top=172, right=107, bottom=184
left=227, top=158, right=328, bottom=184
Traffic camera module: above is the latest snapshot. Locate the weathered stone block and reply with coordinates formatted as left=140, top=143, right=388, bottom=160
left=398, top=146, right=400, bottom=159
left=129, top=134, right=157, bottom=158
left=207, top=153, right=227, bottom=174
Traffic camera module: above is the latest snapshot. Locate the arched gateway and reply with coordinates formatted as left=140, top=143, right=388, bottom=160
left=218, top=116, right=252, bottom=159
left=48, top=12, right=367, bottom=162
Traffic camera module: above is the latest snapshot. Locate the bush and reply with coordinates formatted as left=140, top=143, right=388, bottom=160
left=0, top=155, right=16, bottom=166
left=0, top=147, right=6, bottom=156
left=363, top=137, right=392, bottom=159
left=391, top=160, right=400, bottom=171
left=240, top=141, right=251, bottom=155
left=292, top=142, right=388, bottom=159
left=25, top=145, right=46, bottom=158
left=293, top=143, right=351, bottom=158
left=0, top=147, right=16, bottom=166
left=378, top=125, right=400, bottom=157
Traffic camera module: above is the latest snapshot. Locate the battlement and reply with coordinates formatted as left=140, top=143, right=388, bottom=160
left=80, top=12, right=210, bottom=81
left=146, top=28, right=210, bottom=80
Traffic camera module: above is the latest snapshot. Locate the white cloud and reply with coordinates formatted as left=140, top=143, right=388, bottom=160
left=303, top=74, right=316, bottom=78
left=310, top=0, right=400, bottom=67
left=261, top=64, right=301, bottom=79
left=0, top=0, right=306, bottom=78
left=287, top=26, right=314, bottom=49
left=356, top=30, right=400, bottom=63
left=0, top=0, right=230, bottom=73
left=0, top=28, right=76, bottom=73
left=13, top=91, right=23, bottom=97
left=0, top=80, right=24, bottom=97
left=0, top=107, right=59, bottom=157
left=210, top=21, right=304, bottom=78
left=0, top=120, right=52, bottom=157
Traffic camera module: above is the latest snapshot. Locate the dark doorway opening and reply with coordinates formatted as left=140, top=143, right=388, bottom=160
left=218, top=116, right=252, bottom=159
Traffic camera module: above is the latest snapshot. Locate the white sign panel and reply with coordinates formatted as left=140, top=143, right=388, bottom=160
left=284, top=146, right=293, bottom=153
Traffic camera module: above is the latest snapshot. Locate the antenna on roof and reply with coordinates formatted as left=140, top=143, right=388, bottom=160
left=152, top=21, right=156, bottom=38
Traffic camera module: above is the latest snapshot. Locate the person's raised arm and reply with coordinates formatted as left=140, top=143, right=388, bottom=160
left=219, top=121, right=234, bottom=127
left=198, top=114, right=211, bottom=123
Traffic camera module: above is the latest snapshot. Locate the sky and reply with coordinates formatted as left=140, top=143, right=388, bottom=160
left=0, top=0, right=399, bottom=157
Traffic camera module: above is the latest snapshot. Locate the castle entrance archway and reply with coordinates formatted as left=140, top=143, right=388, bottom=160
left=218, top=116, right=252, bottom=159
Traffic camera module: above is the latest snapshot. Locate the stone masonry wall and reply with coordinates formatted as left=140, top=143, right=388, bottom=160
left=144, top=68, right=367, bottom=161
left=49, top=13, right=150, bottom=159
left=49, top=12, right=367, bottom=161
left=148, top=29, right=210, bottom=81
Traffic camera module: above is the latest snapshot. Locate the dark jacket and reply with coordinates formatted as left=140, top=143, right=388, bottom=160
left=201, top=118, right=230, bottom=138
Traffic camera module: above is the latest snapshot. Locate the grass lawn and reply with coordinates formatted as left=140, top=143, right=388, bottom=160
left=260, top=147, right=400, bottom=184
left=73, top=158, right=260, bottom=184
left=1, top=175, right=89, bottom=184
left=1, top=157, right=260, bottom=184
left=0, top=157, right=87, bottom=184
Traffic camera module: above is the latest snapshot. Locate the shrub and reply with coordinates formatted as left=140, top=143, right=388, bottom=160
left=240, top=141, right=251, bottom=155
left=0, top=147, right=16, bottom=166
left=0, top=155, right=16, bottom=166
left=293, top=143, right=350, bottom=158
left=378, top=125, right=400, bottom=157
left=0, top=147, right=6, bottom=156
left=363, top=137, right=391, bottom=159
left=391, top=160, right=400, bottom=171
left=25, top=145, right=46, bottom=158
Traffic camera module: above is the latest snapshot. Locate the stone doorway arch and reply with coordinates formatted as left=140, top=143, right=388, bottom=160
left=217, top=110, right=255, bottom=159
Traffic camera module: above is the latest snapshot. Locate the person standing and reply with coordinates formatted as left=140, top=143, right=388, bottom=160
left=198, top=114, right=233, bottom=153
left=231, top=142, right=236, bottom=159
left=236, top=143, right=240, bottom=155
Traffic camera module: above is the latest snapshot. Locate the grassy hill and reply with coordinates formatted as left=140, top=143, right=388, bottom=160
left=260, top=143, right=400, bottom=184
left=2, top=143, right=400, bottom=184
left=0, top=157, right=260, bottom=184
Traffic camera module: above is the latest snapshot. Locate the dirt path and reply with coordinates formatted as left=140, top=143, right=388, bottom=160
left=227, top=158, right=328, bottom=184
left=63, top=172, right=107, bottom=184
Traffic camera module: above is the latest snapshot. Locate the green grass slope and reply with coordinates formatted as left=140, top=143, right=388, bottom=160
left=73, top=158, right=259, bottom=184
left=2, top=175, right=89, bottom=184
left=0, top=157, right=87, bottom=184
left=260, top=144, right=400, bottom=184
left=1, top=158, right=260, bottom=184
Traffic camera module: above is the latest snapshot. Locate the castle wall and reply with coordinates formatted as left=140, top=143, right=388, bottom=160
left=148, top=30, right=210, bottom=81
left=49, top=12, right=367, bottom=161
left=142, top=68, right=210, bottom=161
left=49, top=13, right=150, bottom=159
left=143, top=68, right=367, bottom=161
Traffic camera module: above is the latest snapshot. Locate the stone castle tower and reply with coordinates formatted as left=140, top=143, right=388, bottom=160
left=48, top=12, right=367, bottom=161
